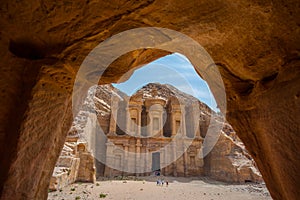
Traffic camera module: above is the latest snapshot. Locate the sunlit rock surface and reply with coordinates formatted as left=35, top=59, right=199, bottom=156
left=51, top=84, right=262, bottom=190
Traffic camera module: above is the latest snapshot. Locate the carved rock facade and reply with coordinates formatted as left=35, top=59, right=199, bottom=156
left=51, top=83, right=262, bottom=190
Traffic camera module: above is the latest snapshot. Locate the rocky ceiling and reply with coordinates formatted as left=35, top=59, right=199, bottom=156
left=0, top=0, right=299, bottom=199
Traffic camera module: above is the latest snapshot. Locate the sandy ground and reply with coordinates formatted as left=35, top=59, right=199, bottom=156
left=48, top=177, right=271, bottom=200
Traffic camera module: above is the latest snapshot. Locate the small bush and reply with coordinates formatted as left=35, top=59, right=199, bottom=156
left=71, top=188, right=75, bottom=191
left=75, top=196, right=81, bottom=200
left=96, top=183, right=100, bottom=186
left=99, top=193, right=107, bottom=198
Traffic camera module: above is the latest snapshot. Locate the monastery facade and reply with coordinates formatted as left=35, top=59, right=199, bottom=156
left=103, top=89, right=210, bottom=177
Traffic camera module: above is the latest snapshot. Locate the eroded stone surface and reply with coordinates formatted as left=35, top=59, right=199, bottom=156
left=204, top=130, right=262, bottom=183
left=0, top=0, right=299, bottom=199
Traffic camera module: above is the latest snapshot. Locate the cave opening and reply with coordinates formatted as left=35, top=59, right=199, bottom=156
left=50, top=52, right=266, bottom=197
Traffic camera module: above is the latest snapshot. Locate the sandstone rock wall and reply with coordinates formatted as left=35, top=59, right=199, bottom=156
left=50, top=99, right=100, bottom=190
left=50, top=140, right=96, bottom=191
left=204, top=131, right=262, bottom=183
left=49, top=141, right=80, bottom=191
left=76, top=144, right=96, bottom=183
left=0, top=1, right=299, bottom=199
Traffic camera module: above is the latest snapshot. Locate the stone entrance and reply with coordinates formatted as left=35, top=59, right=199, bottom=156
left=152, top=152, right=161, bottom=172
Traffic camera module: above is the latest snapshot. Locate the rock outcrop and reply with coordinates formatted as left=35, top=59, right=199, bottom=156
left=50, top=85, right=124, bottom=190
left=49, top=138, right=80, bottom=191
left=204, top=127, right=262, bottom=183
left=0, top=1, right=299, bottom=199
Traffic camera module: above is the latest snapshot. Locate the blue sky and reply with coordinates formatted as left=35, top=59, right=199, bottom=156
left=113, top=53, right=218, bottom=111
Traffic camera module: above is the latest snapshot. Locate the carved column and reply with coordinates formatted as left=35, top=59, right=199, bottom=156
left=183, top=141, right=189, bottom=177
left=135, top=139, right=142, bottom=175
left=123, top=144, right=129, bottom=173
left=109, top=96, right=119, bottom=134
left=172, top=143, right=177, bottom=176
left=181, top=105, right=187, bottom=137
left=171, top=111, right=175, bottom=137
left=104, top=142, right=115, bottom=177
left=182, top=143, right=188, bottom=177
left=159, top=110, right=164, bottom=137
left=146, top=107, right=151, bottom=137
left=137, top=106, right=142, bottom=137
left=125, top=106, right=130, bottom=135
left=192, top=103, right=201, bottom=138
left=144, top=146, right=148, bottom=176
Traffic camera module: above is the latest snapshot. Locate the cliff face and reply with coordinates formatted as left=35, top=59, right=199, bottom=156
left=50, top=84, right=125, bottom=190
left=51, top=83, right=262, bottom=190
left=204, top=128, right=262, bottom=183
left=130, top=83, right=263, bottom=183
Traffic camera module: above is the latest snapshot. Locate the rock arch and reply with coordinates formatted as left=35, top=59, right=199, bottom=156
left=0, top=1, right=299, bottom=200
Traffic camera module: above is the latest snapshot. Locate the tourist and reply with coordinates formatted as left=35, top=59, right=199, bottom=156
left=158, top=179, right=162, bottom=186
left=166, top=181, right=169, bottom=187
